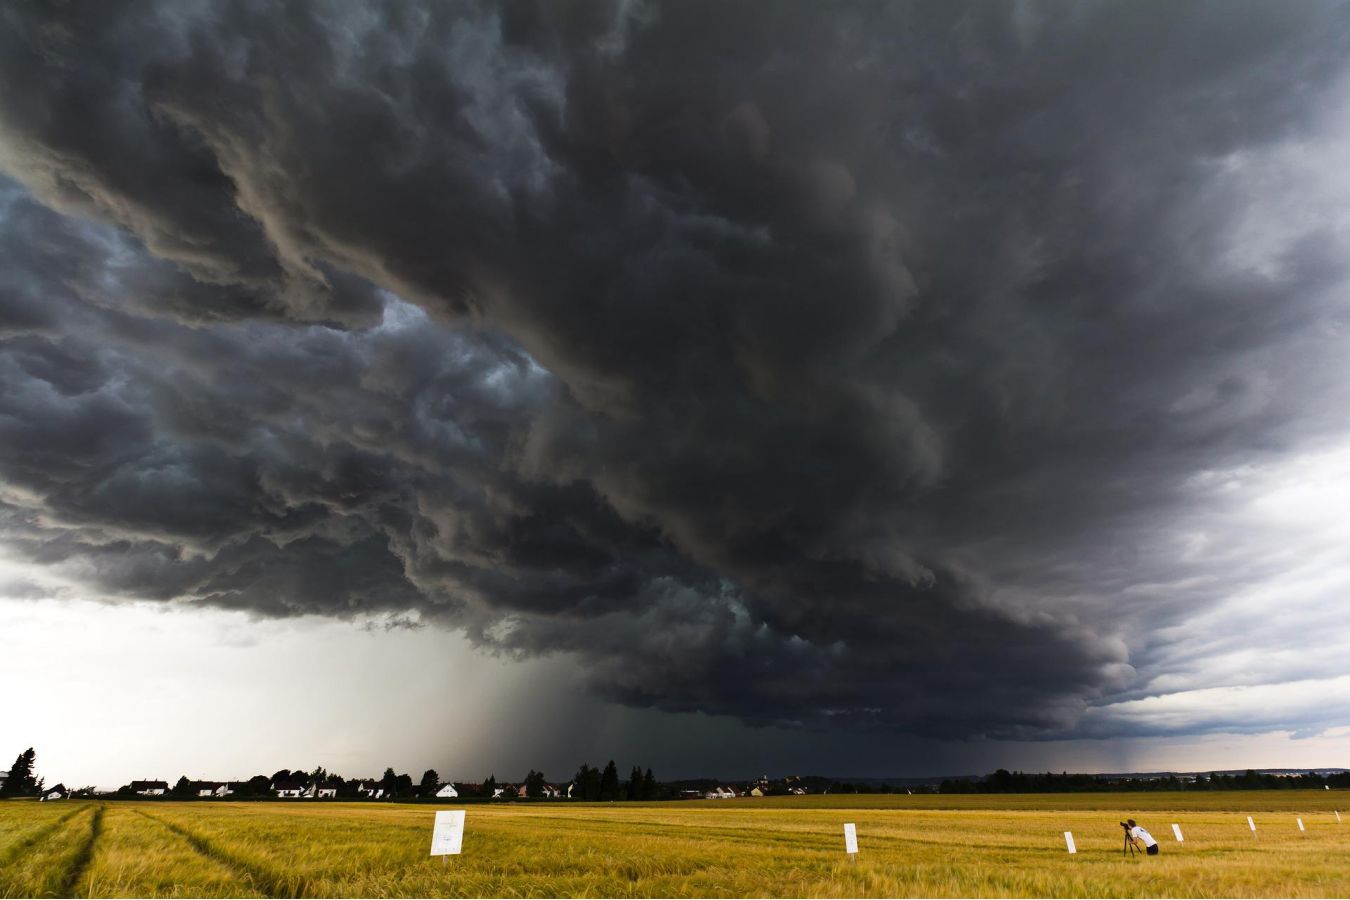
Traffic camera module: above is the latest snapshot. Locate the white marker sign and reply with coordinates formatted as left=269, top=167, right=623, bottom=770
left=843, top=822, right=858, bottom=855
left=431, top=810, right=465, bottom=856
left=1064, top=831, right=1077, bottom=854
left=1248, top=816, right=1256, bottom=833
left=1336, top=810, right=1342, bottom=824
left=1297, top=817, right=1305, bottom=832
left=1172, top=823, right=1184, bottom=842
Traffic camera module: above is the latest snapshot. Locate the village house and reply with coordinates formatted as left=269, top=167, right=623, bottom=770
left=272, top=779, right=307, bottom=798
left=434, top=783, right=459, bottom=798
left=40, top=784, right=68, bottom=801
left=130, top=780, right=168, bottom=796
left=298, top=783, right=337, bottom=799
left=705, top=786, right=737, bottom=799
left=509, top=782, right=563, bottom=799
left=192, top=781, right=232, bottom=798
left=355, top=781, right=385, bottom=799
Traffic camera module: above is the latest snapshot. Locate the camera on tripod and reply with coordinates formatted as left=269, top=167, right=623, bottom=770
left=1119, top=821, right=1138, bottom=857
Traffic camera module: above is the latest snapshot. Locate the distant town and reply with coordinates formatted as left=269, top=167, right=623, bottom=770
left=3, top=747, right=1347, bottom=803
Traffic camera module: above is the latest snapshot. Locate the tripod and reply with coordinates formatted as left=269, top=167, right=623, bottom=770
left=1122, top=831, right=1137, bottom=858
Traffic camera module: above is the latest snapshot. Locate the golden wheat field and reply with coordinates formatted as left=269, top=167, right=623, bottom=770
left=1, top=792, right=1347, bottom=898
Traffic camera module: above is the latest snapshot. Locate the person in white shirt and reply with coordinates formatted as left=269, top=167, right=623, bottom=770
left=1126, top=819, right=1159, bottom=856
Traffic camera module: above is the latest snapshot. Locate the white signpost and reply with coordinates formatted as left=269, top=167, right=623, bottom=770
left=1336, top=810, right=1342, bottom=824
left=1172, top=823, right=1184, bottom=842
left=1064, top=831, right=1076, bottom=855
left=1297, top=817, right=1305, bottom=833
left=1248, top=816, right=1256, bottom=836
left=431, top=810, right=465, bottom=864
left=843, top=823, right=859, bottom=858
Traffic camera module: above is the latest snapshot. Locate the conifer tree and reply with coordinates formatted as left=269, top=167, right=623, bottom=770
left=642, top=768, right=658, bottom=801
left=1, top=748, right=37, bottom=797
left=626, top=766, right=644, bottom=800
left=598, top=760, right=620, bottom=801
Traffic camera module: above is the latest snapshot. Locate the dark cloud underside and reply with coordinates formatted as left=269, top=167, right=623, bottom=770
left=3, top=0, right=1350, bottom=740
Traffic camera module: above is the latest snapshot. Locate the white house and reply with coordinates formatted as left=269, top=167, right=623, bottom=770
left=41, top=784, right=68, bottom=801
left=705, top=786, right=737, bottom=799
left=130, top=780, right=168, bottom=796
left=355, top=781, right=385, bottom=799
left=435, top=783, right=459, bottom=798
left=194, top=782, right=232, bottom=798
left=272, top=780, right=307, bottom=798
left=316, top=787, right=337, bottom=799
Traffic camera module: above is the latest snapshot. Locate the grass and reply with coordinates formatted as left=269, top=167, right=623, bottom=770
left=1, top=792, right=1347, bottom=897
left=0, top=802, right=98, bottom=898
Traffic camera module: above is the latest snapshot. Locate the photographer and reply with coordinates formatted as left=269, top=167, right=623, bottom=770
left=1125, top=819, right=1159, bottom=856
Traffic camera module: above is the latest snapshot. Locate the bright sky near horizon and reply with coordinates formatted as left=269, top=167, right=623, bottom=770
left=3, top=1, right=1350, bottom=786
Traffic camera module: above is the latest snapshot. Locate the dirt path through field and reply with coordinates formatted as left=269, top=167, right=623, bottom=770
left=136, top=810, right=293, bottom=898
left=57, top=804, right=105, bottom=897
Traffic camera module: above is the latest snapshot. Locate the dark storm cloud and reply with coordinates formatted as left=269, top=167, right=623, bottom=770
left=3, top=1, right=1350, bottom=740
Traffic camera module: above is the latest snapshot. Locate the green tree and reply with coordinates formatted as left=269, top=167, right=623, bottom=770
left=572, top=763, right=601, bottom=801
left=482, top=775, right=498, bottom=798
left=599, top=760, right=620, bottom=801
left=625, top=766, right=644, bottom=800
left=1, top=748, right=38, bottom=797
left=419, top=769, right=440, bottom=796
left=379, top=767, right=398, bottom=796
left=642, top=768, right=657, bottom=801
left=524, top=770, right=546, bottom=798
left=171, top=775, right=193, bottom=797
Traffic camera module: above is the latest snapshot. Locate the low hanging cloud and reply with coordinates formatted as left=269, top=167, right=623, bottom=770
left=2, top=1, right=1350, bottom=741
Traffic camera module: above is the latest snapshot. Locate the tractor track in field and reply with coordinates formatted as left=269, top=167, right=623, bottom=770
left=55, top=804, right=105, bottom=898
left=0, top=804, right=90, bottom=869
left=135, top=810, right=307, bottom=898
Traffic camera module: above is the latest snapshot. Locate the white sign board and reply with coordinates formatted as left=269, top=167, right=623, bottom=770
left=431, top=810, right=465, bottom=856
left=1171, top=823, right=1184, bottom=842
left=843, top=823, right=858, bottom=855
left=1064, top=831, right=1076, bottom=854
left=1248, top=816, right=1256, bottom=833
left=1297, top=817, right=1305, bottom=832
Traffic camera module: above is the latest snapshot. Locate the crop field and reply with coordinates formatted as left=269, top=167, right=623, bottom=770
left=1, top=792, right=1347, bottom=898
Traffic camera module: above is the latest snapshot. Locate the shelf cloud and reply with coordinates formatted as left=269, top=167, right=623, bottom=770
left=3, top=1, right=1350, bottom=744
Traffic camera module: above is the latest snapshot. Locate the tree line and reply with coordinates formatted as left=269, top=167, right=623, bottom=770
left=935, top=768, right=1350, bottom=793
left=101, top=760, right=666, bottom=800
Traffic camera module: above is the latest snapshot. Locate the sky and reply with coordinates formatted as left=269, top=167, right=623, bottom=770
left=3, top=1, right=1350, bottom=791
